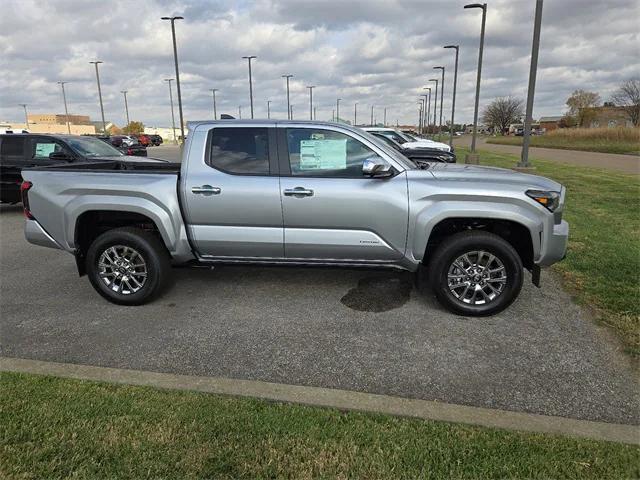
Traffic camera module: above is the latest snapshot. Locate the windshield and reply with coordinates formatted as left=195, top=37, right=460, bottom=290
left=67, top=137, right=123, bottom=157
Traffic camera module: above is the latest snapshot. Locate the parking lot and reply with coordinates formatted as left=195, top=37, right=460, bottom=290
left=1, top=163, right=638, bottom=426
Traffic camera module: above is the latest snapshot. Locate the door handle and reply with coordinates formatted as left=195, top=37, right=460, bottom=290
left=192, top=185, right=221, bottom=195
left=283, top=187, right=314, bottom=197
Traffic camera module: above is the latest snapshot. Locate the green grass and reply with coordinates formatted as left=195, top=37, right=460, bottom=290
left=1, top=372, right=638, bottom=479
left=485, top=135, right=640, bottom=155
left=460, top=147, right=640, bottom=354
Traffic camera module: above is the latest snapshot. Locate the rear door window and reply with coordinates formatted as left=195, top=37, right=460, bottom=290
left=0, top=136, right=26, bottom=159
left=28, top=137, right=66, bottom=161
left=207, top=127, right=270, bottom=175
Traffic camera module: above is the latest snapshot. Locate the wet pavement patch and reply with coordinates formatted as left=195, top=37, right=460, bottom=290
left=341, top=274, right=413, bottom=312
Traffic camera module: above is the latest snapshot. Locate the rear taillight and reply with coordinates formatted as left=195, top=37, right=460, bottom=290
left=20, top=181, right=34, bottom=219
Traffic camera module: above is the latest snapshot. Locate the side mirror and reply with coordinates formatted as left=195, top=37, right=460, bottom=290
left=48, top=151, right=72, bottom=161
left=362, top=156, right=393, bottom=178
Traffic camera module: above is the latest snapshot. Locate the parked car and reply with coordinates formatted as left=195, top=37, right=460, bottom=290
left=136, top=134, right=152, bottom=146
left=105, top=136, right=148, bottom=157
left=22, top=120, right=568, bottom=316
left=370, top=132, right=456, bottom=163
left=0, top=133, right=156, bottom=203
left=362, top=127, right=452, bottom=152
left=147, top=134, right=163, bottom=146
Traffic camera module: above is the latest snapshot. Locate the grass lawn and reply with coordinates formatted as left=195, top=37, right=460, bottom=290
left=459, top=147, right=640, bottom=354
left=1, top=372, right=638, bottom=479
left=485, top=133, right=640, bottom=155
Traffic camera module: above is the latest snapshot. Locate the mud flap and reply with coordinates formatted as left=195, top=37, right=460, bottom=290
left=531, top=265, right=541, bottom=288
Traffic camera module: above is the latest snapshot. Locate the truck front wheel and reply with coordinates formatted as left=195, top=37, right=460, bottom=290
left=86, top=227, right=171, bottom=306
left=428, top=231, right=523, bottom=316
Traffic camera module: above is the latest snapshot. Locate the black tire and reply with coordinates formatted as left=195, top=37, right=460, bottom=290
left=86, top=227, right=171, bottom=306
left=427, top=230, right=523, bottom=316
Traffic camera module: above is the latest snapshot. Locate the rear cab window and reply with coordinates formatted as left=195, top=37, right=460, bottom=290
left=207, top=127, right=271, bottom=175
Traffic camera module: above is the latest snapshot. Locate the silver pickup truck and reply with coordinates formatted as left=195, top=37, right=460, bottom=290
left=21, top=120, right=568, bottom=315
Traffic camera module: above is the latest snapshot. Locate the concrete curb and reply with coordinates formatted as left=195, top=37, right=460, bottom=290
left=2, top=356, right=638, bottom=445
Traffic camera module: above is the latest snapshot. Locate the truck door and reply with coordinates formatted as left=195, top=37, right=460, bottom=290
left=181, top=124, right=284, bottom=258
left=277, top=126, right=409, bottom=261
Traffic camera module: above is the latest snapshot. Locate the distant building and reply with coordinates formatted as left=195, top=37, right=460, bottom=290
left=144, top=126, right=187, bottom=142
left=28, top=113, right=91, bottom=125
left=1, top=121, right=95, bottom=135
left=585, top=106, right=634, bottom=128
left=465, top=124, right=491, bottom=134
left=538, top=116, right=563, bottom=131
left=89, top=121, right=118, bottom=134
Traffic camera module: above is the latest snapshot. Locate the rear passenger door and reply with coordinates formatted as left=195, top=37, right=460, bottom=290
left=181, top=124, right=284, bottom=258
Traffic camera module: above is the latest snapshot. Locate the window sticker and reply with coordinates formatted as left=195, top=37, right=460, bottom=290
left=299, top=139, right=347, bottom=170
left=35, top=143, right=56, bottom=157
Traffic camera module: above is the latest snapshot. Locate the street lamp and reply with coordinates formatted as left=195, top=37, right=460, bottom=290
left=164, top=78, right=177, bottom=144
left=444, top=45, right=460, bottom=148
left=267, top=100, right=271, bottom=119
left=519, top=0, right=544, bottom=169
left=290, top=104, right=294, bottom=120
left=242, top=55, right=256, bottom=118
left=370, top=105, right=374, bottom=126
left=209, top=88, right=218, bottom=119
left=120, top=90, right=130, bottom=127
left=161, top=16, right=185, bottom=143
left=306, top=86, right=315, bottom=120
left=354, top=102, right=357, bottom=126
left=434, top=66, right=445, bottom=140
left=336, top=98, right=341, bottom=122
left=19, top=104, right=29, bottom=129
left=420, top=94, right=429, bottom=134
left=314, top=106, right=317, bottom=120
left=57, top=81, right=71, bottom=134
left=282, top=74, right=293, bottom=120
left=417, top=100, right=424, bottom=133
left=423, top=87, right=431, bottom=136
left=383, top=107, right=387, bottom=127
left=238, top=105, right=242, bottom=119
left=464, top=3, right=487, bottom=160
left=89, top=60, right=106, bottom=134
left=429, top=78, right=439, bottom=135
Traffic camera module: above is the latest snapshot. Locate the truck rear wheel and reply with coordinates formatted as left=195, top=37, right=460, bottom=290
left=428, top=230, right=523, bottom=316
left=86, top=227, right=170, bottom=306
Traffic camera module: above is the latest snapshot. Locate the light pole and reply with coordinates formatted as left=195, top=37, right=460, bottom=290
left=290, top=105, right=294, bottom=120
left=354, top=103, right=357, bottom=126
left=434, top=66, right=445, bottom=140
left=370, top=105, right=374, bottom=126
left=19, top=104, right=29, bottom=129
left=314, top=106, right=317, bottom=120
left=519, top=0, right=544, bottom=169
left=423, top=87, right=431, bottom=136
left=267, top=100, right=271, bottom=119
left=209, top=88, right=218, bottom=119
left=421, top=94, right=429, bottom=134
left=89, top=61, right=106, bottom=134
left=464, top=3, right=487, bottom=161
left=120, top=90, right=130, bottom=127
left=282, top=74, right=293, bottom=119
left=444, top=45, right=460, bottom=148
left=161, top=16, right=185, bottom=143
left=242, top=55, right=256, bottom=118
left=307, top=86, right=315, bottom=120
left=429, top=78, right=438, bottom=135
left=383, top=107, right=387, bottom=127
left=57, top=81, right=71, bottom=134
left=418, top=100, right=424, bottom=133
left=164, top=78, right=177, bottom=144
left=336, top=98, right=341, bottom=122
left=238, top=105, right=242, bottom=119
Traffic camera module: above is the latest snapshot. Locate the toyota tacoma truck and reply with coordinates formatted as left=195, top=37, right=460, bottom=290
left=21, top=120, right=568, bottom=315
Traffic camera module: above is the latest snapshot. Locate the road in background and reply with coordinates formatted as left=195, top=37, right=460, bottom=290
left=452, top=135, right=640, bottom=174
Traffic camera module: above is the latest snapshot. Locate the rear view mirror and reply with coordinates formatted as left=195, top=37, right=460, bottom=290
left=362, top=156, right=393, bottom=178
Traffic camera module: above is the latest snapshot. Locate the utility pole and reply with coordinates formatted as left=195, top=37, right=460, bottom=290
left=464, top=3, right=487, bottom=162
left=161, top=16, right=185, bottom=143
left=242, top=55, right=256, bottom=118
left=89, top=60, right=106, bottom=134
left=282, top=74, right=293, bottom=119
left=120, top=90, right=130, bottom=127
left=336, top=98, right=341, bottom=122
left=434, top=66, right=445, bottom=140
left=164, top=78, right=177, bottom=144
left=267, top=100, right=271, bottom=119
left=57, top=81, right=71, bottom=134
left=209, top=88, right=218, bottom=119
left=519, top=0, right=543, bottom=169
left=19, top=104, right=29, bottom=129
left=307, top=86, right=315, bottom=120
left=444, top=45, right=460, bottom=148
left=354, top=102, right=357, bottom=126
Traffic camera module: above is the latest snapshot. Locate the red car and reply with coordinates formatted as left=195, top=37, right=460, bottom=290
left=136, top=134, right=151, bottom=146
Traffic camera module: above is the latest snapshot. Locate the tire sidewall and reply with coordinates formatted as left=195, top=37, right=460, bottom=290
left=86, top=229, right=164, bottom=306
left=430, top=233, right=523, bottom=316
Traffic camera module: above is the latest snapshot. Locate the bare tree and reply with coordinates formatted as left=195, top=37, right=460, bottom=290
left=565, top=90, right=601, bottom=126
left=481, top=97, right=524, bottom=134
left=612, top=79, right=640, bottom=126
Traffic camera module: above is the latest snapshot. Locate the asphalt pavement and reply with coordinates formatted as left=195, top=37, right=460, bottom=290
left=1, top=203, right=638, bottom=425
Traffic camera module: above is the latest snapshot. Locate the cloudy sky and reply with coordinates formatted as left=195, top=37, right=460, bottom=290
left=1, top=0, right=638, bottom=128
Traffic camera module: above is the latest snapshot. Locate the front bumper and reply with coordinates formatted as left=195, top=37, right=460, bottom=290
left=536, top=220, right=569, bottom=267
left=25, top=219, right=62, bottom=250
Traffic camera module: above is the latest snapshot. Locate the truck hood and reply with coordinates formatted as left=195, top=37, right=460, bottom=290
left=426, top=162, right=562, bottom=191
left=403, top=140, right=451, bottom=152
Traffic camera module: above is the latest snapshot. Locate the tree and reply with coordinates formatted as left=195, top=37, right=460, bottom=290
left=611, top=79, right=640, bottom=126
left=481, top=97, right=524, bottom=134
left=565, top=90, right=600, bottom=126
left=558, top=115, right=577, bottom=129
left=122, top=121, right=144, bottom=134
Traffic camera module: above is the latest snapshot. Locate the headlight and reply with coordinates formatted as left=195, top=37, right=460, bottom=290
left=526, top=190, right=560, bottom=211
